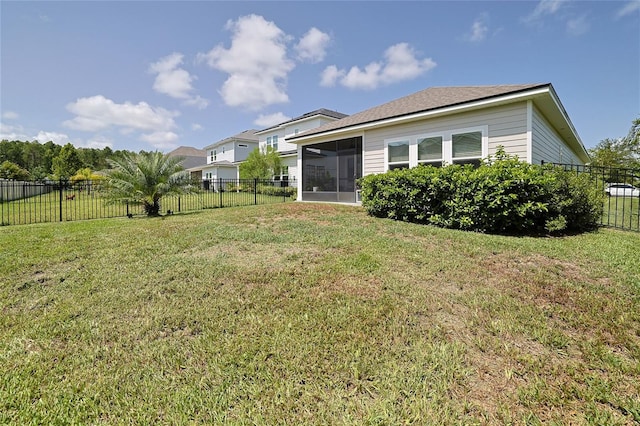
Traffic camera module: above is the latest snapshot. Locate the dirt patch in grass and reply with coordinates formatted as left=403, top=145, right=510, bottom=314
left=308, top=275, right=383, bottom=301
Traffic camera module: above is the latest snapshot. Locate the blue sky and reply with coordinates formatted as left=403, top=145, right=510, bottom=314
left=1, top=1, right=638, bottom=153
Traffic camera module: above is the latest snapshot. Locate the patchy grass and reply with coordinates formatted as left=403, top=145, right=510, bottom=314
left=1, top=203, right=639, bottom=424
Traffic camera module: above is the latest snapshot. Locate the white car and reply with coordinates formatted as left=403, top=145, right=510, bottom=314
left=605, top=183, right=640, bottom=197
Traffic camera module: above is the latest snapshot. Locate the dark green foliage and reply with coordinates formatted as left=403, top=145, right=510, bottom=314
left=360, top=149, right=603, bottom=235
left=105, top=151, right=195, bottom=216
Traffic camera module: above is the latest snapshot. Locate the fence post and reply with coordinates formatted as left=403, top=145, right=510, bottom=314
left=178, top=196, right=181, bottom=213
left=219, top=178, right=223, bottom=208
left=59, top=179, right=63, bottom=222
left=254, top=178, right=258, bottom=205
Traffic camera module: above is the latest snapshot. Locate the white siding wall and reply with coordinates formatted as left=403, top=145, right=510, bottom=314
left=531, top=106, right=582, bottom=165
left=363, top=102, right=528, bottom=175
left=281, top=156, right=297, bottom=186
left=215, top=143, right=235, bottom=163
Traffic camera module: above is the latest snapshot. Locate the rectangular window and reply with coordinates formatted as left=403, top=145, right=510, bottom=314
left=387, top=140, right=410, bottom=170
left=384, top=126, right=486, bottom=171
left=213, top=150, right=217, bottom=161
left=418, top=136, right=443, bottom=167
left=294, top=129, right=299, bottom=135
left=272, top=135, right=278, bottom=150
left=222, top=146, right=225, bottom=154
left=210, top=151, right=214, bottom=162
left=452, top=131, right=482, bottom=166
left=239, top=144, right=247, bottom=147
left=266, top=137, right=272, bottom=148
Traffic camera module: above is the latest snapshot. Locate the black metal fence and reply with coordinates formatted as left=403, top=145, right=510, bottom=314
left=0, top=178, right=296, bottom=226
left=543, top=163, right=639, bottom=232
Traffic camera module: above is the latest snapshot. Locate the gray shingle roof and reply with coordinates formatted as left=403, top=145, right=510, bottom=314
left=204, top=129, right=259, bottom=150
left=289, top=84, right=549, bottom=140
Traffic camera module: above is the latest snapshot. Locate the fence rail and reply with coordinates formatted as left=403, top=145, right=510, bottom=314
left=543, top=162, right=639, bottom=232
left=0, top=178, right=296, bottom=226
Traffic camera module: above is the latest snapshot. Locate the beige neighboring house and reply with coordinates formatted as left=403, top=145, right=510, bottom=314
left=287, top=83, right=589, bottom=203
left=189, top=130, right=259, bottom=190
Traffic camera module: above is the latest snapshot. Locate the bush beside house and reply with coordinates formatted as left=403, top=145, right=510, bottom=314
left=359, top=150, right=603, bottom=235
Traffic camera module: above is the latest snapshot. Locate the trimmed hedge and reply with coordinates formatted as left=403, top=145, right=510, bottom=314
left=359, top=150, right=603, bottom=235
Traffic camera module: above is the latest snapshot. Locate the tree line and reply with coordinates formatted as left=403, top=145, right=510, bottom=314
left=0, top=140, right=141, bottom=180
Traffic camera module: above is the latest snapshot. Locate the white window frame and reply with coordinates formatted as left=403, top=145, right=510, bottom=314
left=384, top=125, right=488, bottom=171
left=384, top=137, right=410, bottom=171
left=213, top=149, right=217, bottom=161
left=272, top=135, right=279, bottom=150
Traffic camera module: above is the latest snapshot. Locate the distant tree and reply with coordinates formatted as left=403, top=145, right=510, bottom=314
left=239, top=147, right=282, bottom=179
left=52, top=143, right=82, bottom=179
left=0, top=140, right=24, bottom=167
left=0, top=160, right=30, bottom=180
left=589, top=117, right=640, bottom=170
left=104, top=151, right=194, bottom=216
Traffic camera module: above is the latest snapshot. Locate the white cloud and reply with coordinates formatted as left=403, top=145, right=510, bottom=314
left=323, top=43, right=436, bottom=90
left=81, top=135, right=113, bottom=150
left=191, top=123, right=203, bottom=131
left=2, top=111, right=19, bottom=120
left=616, top=1, right=640, bottom=18
left=0, top=122, right=29, bottom=141
left=524, top=0, right=565, bottom=23
left=198, top=14, right=295, bottom=111
left=295, top=27, right=331, bottom=63
left=320, top=65, right=345, bottom=87
left=566, top=15, right=590, bottom=36
left=254, top=112, right=291, bottom=128
left=139, top=131, right=179, bottom=150
left=467, top=14, right=489, bottom=42
left=63, top=95, right=179, bottom=133
left=63, top=95, right=181, bottom=149
left=33, top=131, right=70, bottom=145
left=149, top=53, right=209, bottom=109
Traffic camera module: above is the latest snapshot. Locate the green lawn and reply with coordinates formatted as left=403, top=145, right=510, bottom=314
left=1, top=203, right=639, bottom=424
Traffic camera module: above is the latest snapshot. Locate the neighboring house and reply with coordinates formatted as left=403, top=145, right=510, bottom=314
left=255, top=109, right=348, bottom=186
left=287, top=83, right=589, bottom=203
left=167, top=146, right=207, bottom=170
left=189, top=130, right=259, bottom=190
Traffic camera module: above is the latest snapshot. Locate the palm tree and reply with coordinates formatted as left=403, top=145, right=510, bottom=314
left=105, top=151, right=194, bottom=216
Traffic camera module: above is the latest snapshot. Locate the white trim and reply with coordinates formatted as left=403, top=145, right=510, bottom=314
left=296, top=146, right=303, bottom=201
left=526, top=100, right=533, bottom=164
left=384, top=138, right=411, bottom=171
left=290, top=88, right=550, bottom=144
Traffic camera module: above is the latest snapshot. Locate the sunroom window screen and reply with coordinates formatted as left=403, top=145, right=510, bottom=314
left=452, top=132, right=482, bottom=158
left=418, top=136, right=442, bottom=161
left=388, top=141, right=409, bottom=162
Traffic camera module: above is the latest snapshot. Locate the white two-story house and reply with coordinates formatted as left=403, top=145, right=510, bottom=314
left=195, top=129, right=259, bottom=190
left=255, top=109, right=348, bottom=186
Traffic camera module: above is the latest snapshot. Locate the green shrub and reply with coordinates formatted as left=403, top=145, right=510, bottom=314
left=360, top=149, right=603, bottom=235
left=256, top=184, right=297, bottom=198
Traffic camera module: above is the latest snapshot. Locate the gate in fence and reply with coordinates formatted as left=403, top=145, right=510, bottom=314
left=0, top=178, right=296, bottom=226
